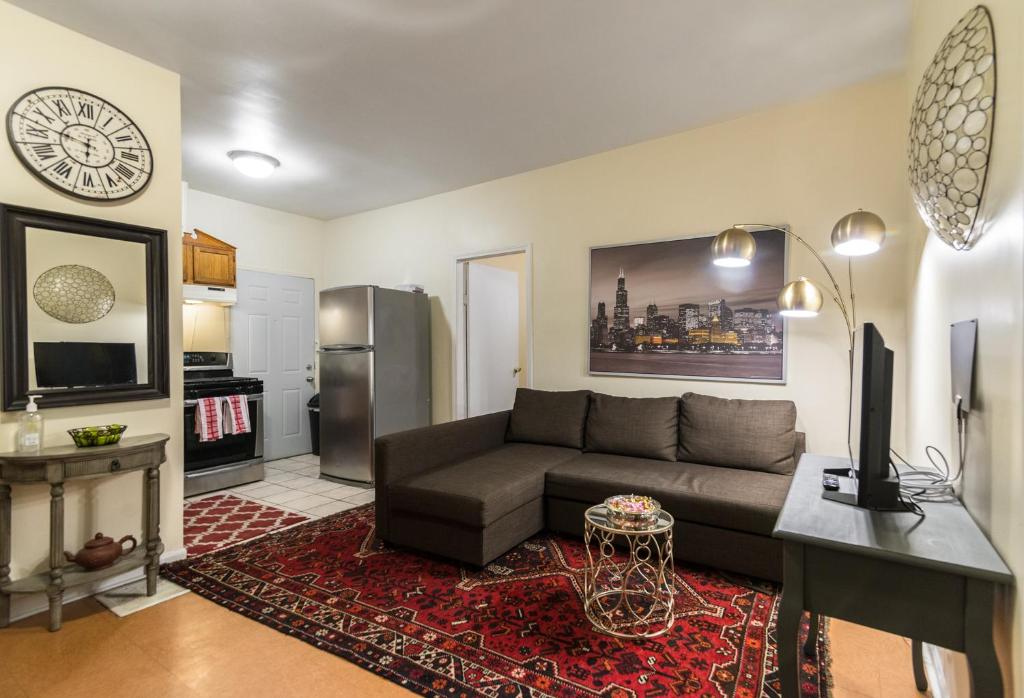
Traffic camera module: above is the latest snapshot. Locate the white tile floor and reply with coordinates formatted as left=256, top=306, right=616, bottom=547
left=187, top=453, right=373, bottom=519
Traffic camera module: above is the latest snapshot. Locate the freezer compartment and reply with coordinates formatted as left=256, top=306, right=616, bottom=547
left=319, top=285, right=374, bottom=349
left=319, top=347, right=375, bottom=483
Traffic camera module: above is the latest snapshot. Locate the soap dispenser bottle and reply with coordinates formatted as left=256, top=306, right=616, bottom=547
left=16, top=394, right=44, bottom=453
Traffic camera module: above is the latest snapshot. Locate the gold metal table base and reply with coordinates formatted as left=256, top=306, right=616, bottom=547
left=582, top=507, right=675, bottom=639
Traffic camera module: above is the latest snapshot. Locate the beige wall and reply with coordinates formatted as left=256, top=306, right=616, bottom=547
left=323, top=75, right=911, bottom=457
left=184, top=188, right=325, bottom=374
left=182, top=303, right=230, bottom=352
left=906, top=1, right=1023, bottom=695
left=0, top=1, right=183, bottom=583
left=185, top=188, right=323, bottom=290
left=469, top=252, right=529, bottom=388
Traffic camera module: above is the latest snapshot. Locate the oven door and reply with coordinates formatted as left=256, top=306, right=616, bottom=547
left=183, top=394, right=264, bottom=472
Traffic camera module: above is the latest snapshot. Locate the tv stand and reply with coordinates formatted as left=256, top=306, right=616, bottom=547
left=821, top=466, right=857, bottom=505
left=775, top=454, right=1013, bottom=698
left=820, top=467, right=901, bottom=510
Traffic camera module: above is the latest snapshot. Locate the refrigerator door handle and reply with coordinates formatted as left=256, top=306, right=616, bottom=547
left=320, top=344, right=374, bottom=353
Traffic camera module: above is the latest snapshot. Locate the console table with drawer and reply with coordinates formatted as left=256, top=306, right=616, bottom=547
left=0, top=433, right=169, bottom=631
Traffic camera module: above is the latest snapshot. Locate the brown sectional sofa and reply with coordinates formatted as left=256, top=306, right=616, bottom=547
left=375, top=389, right=804, bottom=581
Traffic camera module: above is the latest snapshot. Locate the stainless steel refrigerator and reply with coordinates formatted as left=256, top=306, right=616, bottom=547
left=319, top=285, right=431, bottom=484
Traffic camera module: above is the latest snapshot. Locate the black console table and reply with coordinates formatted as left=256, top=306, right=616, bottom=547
left=0, top=434, right=169, bottom=631
left=774, top=454, right=1012, bottom=698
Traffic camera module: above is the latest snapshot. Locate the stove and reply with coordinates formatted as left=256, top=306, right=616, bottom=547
left=185, top=376, right=264, bottom=400
left=183, top=352, right=265, bottom=496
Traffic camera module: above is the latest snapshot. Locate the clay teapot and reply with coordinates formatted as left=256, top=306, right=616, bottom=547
left=64, top=533, right=137, bottom=570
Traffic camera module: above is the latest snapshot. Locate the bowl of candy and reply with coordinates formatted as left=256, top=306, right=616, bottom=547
left=604, top=494, right=661, bottom=529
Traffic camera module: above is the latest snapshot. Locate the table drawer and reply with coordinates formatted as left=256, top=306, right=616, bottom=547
left=63, top=450, right=155, bottom=479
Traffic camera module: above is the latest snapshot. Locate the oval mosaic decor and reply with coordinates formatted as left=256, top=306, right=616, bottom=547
left=908, top=5, right=996, bottom=250
left=33, top=264, right=116, bottom=323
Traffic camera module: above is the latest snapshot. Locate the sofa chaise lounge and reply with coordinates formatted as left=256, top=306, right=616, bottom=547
left=374, top=389, right=803, bottom=581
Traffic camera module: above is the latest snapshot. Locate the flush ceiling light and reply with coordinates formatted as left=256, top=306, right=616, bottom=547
left=227, top=150, right=280, bottom=179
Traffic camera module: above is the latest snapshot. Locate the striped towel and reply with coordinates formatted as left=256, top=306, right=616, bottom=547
left=195, top=396, right=223, bottom=442
left=223, top=394, right=251, bottom=435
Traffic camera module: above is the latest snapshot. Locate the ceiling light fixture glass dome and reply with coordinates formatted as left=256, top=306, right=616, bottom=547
left=227, top=150, right=280, bottom=179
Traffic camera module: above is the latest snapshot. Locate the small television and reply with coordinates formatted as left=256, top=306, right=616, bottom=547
left=34, top=342, right=138, bottom=389
left=823, top=323, right=901, bottom=510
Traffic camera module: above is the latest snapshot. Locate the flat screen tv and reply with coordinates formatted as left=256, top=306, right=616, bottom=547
left=825, top=323, right=900, bottom=510
left=34, top=342, right=137, bottom=389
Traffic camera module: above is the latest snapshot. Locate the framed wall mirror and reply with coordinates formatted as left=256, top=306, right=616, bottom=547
left=1, top=204, right=169, bottom=410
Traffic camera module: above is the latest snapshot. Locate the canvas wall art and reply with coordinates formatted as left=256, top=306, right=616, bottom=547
left=589, top=228, right=787, bottom=382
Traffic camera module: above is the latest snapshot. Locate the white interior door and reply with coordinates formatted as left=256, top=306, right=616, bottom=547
left=466, top=263, right=519, bottom=416
left=232, top=270, right=316, bottom=460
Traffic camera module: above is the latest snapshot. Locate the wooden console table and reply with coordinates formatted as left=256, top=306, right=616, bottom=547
left=0, top=433, right=169, bottom=631
left=774, top=454, right=1013, bottom=697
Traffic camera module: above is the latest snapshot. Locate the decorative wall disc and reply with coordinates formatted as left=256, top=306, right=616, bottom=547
left=913, top=5, right=991, bottom=249
left=33, top=264, right=116, bottom=323
left=908, top=5, right=995, bottom=250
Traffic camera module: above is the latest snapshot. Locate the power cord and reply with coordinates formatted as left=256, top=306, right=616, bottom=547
left=888, top=402, right=967, bottom=515
left=888, top=461, right=925, bottom=517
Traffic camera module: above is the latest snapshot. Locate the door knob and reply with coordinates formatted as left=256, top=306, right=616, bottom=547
left=512, top=367, right=522, bottom=376
left=305, top=377, right=314, bottom=383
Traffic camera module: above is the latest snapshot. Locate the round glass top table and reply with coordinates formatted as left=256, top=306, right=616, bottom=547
left=582, top=504, right=676, bottom=639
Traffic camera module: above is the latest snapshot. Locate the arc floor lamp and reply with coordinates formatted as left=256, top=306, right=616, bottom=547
left=710, top=211, right=887, bottom=455
left=708, top=210, right=887, bottom=352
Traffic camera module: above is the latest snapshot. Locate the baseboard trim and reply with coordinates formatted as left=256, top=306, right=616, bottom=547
left=922, top=642, right=952, bottom=698
left=8, top=547, right=187, bottom=624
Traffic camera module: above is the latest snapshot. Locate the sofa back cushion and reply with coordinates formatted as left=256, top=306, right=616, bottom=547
left=584, top=393, right=679, bottom=461
left=507, top=388, right=591, bottom=449
left=678, top=392, right=798, bottom=474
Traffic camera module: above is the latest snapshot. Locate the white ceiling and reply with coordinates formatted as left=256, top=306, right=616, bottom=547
left=11, top=1, right=909, bottom=220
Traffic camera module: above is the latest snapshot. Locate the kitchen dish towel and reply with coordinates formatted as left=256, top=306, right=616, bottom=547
left=223, top=394, right=251, bottom=435
left=195, top=396, right=224, bottom=442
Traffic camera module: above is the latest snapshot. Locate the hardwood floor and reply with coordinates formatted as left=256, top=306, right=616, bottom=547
left=0, top=594, right=925, bottom=697
left=828, top=618, right=928, bottom=698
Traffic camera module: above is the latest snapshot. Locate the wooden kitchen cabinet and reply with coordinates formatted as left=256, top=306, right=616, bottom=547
left=183, top=243, right=194, bottom=283
left=183, top=228, right=236, bottom=287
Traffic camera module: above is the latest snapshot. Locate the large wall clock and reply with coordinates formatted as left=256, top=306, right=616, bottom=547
left=6, top=87, right=153, bottom=201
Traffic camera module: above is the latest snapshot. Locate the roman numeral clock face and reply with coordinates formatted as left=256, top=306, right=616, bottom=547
left=6, top=87, right=152, bottom=201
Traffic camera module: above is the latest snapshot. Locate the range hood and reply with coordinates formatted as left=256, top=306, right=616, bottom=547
left=183, top=283, right=237, bottom=305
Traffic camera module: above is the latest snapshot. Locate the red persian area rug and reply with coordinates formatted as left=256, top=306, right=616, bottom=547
left=183, top=493, right=311, bottom=556
left=164, top=505, right=829, bottom=697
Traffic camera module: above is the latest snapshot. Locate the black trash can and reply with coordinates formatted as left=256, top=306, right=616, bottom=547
left=308, top=393, right=320, bottom=455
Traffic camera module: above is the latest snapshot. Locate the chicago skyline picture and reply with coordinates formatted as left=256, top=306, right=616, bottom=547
left=589, top=228, right=787, bottom=382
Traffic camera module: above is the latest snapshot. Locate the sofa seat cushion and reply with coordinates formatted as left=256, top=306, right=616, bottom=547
left=584, top=393, right=679, bottom=461
left=389, top=443, right=580, bottom=527
left=545, top=453, right=791, bottom=536
left=679, top=392, right=798, bottom=475
left=506, top=388, right=592, bottom=449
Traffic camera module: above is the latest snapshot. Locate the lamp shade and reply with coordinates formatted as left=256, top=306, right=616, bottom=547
left=777, top=276, right=823, bottom=317
left=228, top=150, right=281, bottom=179
left=711, top=227, right=757, bottom=267
left=831, top=210, right=886, bottom=256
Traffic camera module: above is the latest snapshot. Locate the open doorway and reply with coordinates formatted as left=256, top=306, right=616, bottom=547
left=454, top=246, right=532, bottom=419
